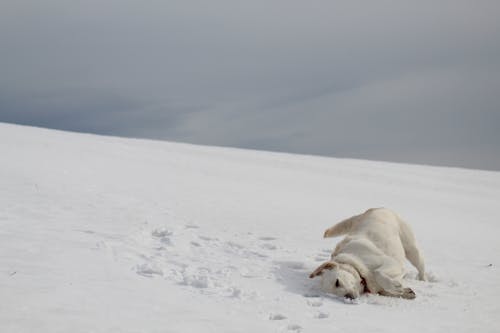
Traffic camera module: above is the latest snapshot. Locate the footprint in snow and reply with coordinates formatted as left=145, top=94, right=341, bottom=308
left=248, top=251, right=268, bottom=259
left=285, top=261, right=306, bottom=270
left=269, top=313, right=287, bottom=320
left=151, top=228, right=174, bottom=245
left=259, top=236, right=277, bottom=241
left=287, top=324, right=302, bottom=332
left=135, top=263, right=163, bottom=277
left=151, top=228, right=173, bottom=238
left=198, top=235, right=215, bottom=241
left=307, top=299, right=323, bottom=307
left=78, top=229, right=96, bottom=235
left=260, top=243, right=277, bottom=250
left=426, top=271, right=440, bottom=283
left=226, top=241, right=244, bottom=249
left=315, top=312, right=329, bottom=319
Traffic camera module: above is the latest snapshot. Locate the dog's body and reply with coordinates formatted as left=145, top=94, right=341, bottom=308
left=310, top=208, right=426, bottom=299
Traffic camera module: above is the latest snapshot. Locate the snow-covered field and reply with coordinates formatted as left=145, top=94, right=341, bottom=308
left=1, top=122, right=499, bottom=332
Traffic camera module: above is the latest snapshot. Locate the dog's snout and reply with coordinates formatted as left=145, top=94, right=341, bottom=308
left=345, top=293, right=355, bottom=300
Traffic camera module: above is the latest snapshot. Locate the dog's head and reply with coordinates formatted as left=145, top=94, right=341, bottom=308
left=309, top=261, right=363, bottom=299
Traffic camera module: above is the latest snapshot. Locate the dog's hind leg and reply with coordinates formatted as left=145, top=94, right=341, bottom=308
left=398, top=220, right=426, bottom=281
left=405, top=245, right=426, bottom=281
left=374, top=259, right=415, bottom=299
left=323, top=214, right=360, bottom=238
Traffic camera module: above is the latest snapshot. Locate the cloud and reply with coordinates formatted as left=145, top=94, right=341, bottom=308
left=1, top=0, right=499, bottom=169
left=173, top=65, right=500, bottom=166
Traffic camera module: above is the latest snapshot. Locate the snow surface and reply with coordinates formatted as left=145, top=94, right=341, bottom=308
left=1, top=122, right=499, bottom=332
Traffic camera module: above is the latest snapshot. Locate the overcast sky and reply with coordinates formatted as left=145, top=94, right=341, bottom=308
left=1, top=0, right=499, bottom=170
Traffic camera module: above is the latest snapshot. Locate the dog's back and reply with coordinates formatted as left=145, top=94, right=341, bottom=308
left=326, top=208, right=406, bottom=264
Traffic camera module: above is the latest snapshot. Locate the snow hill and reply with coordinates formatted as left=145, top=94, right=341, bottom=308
left=1, top=122, right=499, bottom=333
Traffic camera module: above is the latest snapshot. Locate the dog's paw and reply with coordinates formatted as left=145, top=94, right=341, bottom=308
left=401, top=288, right=416, bottom=299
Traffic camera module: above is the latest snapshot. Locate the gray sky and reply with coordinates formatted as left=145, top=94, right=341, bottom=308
left=1, top=0, right=500, bottom=170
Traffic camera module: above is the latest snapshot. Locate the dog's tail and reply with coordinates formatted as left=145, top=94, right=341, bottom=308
left=323, top=214, right=360, bottom=238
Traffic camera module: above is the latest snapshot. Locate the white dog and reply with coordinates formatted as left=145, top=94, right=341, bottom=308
left=309, top=208, right=426, bottom=299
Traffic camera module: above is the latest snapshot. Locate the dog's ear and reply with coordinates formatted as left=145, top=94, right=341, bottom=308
left=309, top=262, right=336, bottom=278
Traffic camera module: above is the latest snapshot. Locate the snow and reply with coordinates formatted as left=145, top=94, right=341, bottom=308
left=1, top=122, right=499, bottom=332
